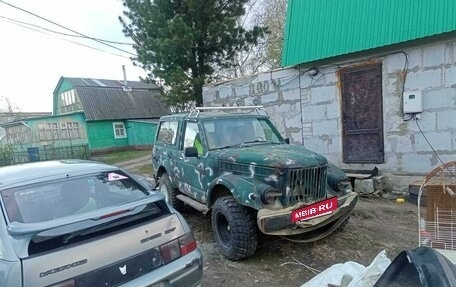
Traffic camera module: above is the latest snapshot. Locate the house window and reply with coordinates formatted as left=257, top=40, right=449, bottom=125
left=113, top=122, right=127, bottom=139
left=38, top=124, right=46, bottom=140
left=60, top=90, right=76, bottom=107
left=38, top=123, right=54, bottom=141
left=37, top=121, right=80, bottom=141
left=60, top=123, right=68, bottom=139
left=51, top=123, right=59, bottom=140
left=67, top=122, right=80, bottom=139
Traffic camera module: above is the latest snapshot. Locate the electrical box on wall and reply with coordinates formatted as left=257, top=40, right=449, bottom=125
left=403, top=91, right=423, bottom=113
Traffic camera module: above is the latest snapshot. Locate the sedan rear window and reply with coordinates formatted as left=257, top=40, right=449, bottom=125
left=1, top=170, right=149, bottom=223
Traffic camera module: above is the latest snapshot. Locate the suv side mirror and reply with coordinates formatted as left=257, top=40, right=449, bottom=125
left=184, top=147, right=199, bottom=157
left=284, top=138, right=290, bottom=144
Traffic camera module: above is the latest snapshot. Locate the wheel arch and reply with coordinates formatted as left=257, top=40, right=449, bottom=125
left=156, top=166, right=168, bottom=179
left=208, top=184, right=232, bottom=208
left=207, top=174, right=264, bottom=210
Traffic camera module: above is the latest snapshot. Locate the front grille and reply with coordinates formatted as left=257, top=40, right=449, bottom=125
left=284, top=165, right=327, bottom=206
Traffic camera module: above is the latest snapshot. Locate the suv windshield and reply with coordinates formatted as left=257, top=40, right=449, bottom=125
left=202, top=117, right=282, bottom=149
left=1, top=170, right=148, bottom=223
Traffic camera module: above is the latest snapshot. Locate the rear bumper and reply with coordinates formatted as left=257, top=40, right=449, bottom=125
left=120, top=248, right=203, bottom=287
left=257, top=192, right=358, bottom=238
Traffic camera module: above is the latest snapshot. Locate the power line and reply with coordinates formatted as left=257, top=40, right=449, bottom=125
left=0, top=0, right=276, bottom=52
left=0, top=14, right=135, bottom=45
left=415, top=116, right=447, bottom=167
left=0, top=0, right=137, bottom=56
left=0, top=16, right=131, bottom=59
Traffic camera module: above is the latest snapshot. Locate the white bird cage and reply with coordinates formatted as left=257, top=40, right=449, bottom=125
left=418, top=161, right=456, bottom=263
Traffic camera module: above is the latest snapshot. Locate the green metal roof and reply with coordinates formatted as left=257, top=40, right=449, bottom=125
left=282, top=0, right=456, bottom=67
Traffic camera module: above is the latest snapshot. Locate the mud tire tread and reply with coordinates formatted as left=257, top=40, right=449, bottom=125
left=211, top=196, right=258, bottom=261
left=160, top=173, right=184, bottom=211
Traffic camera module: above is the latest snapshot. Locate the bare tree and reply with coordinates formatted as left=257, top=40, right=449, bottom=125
left=0, top=97, right=21, bottom=126
left=214, top=0, right=287, bottom=80
left=255, top=0, right=287, bottom=69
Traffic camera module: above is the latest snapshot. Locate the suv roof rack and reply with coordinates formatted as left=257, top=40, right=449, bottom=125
left=188, top=105, right=266, bottom=118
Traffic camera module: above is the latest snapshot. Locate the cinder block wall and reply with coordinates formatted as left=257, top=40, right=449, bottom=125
left=203, top=37, right=456, bottom=178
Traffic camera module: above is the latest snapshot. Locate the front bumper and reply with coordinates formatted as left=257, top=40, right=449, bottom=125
left=257, top=192, right=358, bottom=238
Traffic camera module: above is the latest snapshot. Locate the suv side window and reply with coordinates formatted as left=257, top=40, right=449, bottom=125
left=184, top=122, right=203, bottom=155
left=157, top=121, right=179, bottom=145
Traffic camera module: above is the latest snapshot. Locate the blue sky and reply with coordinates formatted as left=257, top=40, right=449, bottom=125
left=0, top=0, right=146, bottom=112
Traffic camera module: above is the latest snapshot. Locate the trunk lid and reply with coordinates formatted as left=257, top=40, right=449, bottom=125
left=16, top=200, right=184, bottom=287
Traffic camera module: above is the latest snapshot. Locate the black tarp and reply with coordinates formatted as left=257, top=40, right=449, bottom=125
left=375, top=246, right=456, bottom=287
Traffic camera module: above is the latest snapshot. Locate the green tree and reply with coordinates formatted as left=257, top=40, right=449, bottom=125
left=120, top=0, right=266, bottom=108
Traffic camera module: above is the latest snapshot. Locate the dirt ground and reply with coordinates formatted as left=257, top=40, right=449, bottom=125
left=124, top=160, right=417, bottom=286
left=182, top=196, right=418, bottom=287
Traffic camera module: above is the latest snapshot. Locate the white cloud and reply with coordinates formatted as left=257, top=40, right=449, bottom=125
left=0, top=0, right=147, bottom=112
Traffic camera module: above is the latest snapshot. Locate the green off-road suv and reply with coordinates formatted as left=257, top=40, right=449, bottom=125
left=152, top=106, right=358, bottom=260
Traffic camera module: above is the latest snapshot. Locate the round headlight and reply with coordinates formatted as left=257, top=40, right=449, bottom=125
left=336, top=179, right=352, bottom=192
left=261, top=188, right=282, bottom=204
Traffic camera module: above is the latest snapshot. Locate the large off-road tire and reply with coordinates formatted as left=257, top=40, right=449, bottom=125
left=159, top=173, right=184, bottom=211
left=211, top=196, right=258, bottom=261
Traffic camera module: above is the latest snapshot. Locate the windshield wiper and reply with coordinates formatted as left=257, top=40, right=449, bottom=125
left=243, top=139, right=267, bottom=144
left=216, top=144, right=240, bottom=150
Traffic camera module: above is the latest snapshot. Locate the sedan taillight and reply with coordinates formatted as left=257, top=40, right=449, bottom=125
left=160, top=232, right=197, bottom=264
left=179, top=232, right=197, bottom=256
left=160, top=238, right=181, bottom=264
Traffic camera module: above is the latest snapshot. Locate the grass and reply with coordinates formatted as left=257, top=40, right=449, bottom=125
left=91, top=150, right=150, bottom=165
left=135, top=164, right=154, bottom=176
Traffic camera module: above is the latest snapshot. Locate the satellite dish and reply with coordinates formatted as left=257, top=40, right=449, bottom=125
left=0, top=127, right=5, bottom=141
